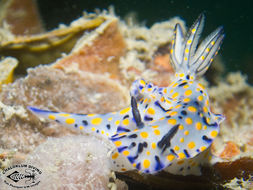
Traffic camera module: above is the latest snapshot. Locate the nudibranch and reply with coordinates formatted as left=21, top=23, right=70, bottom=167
left=28, top=14, right=225, bottom=175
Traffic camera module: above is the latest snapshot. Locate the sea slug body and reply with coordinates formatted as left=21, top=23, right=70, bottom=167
left=28, top=13, right=225, bottom=175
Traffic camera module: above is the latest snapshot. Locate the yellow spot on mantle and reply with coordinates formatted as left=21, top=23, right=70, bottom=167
left=66, top=118, right=75, bottom=124
left=184, top=90, right=192, bottom=96
left=91, top=118, right=102, bottom=125
left=172, top=92, right=179, bottom=99
left=143, top=159, right=150, bottom=169
left=183, top=98, right=190, bottom=103
left=178, top=152, right=186, bottom=159
left=59, top=113, right=70, bottom=117
left=48, top=115, right=56, bottom=120
left=122, top=119, right=129, bottom=126
left=115, top=120, right=120, bottom=125
left=111, top=152, right=119, bottom=159
left=179, top=125, right=184, bottom=130
left=123, top=150, right=130, bottom=156
left=197, top=95, right=203, bottom=101
left=188, top=141, right=196, bottom=149
left=174, top=145, right=180, bottom=151
left=140, top=132, right=148, bottom=138
left=200, top=146, right=206, bottom=152
left=195, top=122, right=202, bottom=130
left=168, top=119, right=177, bottom=125
left=184, top=130, right=189, bottom=135
left=167, top=154, right=175, bottom=161
left=185, top=117, right=193, bottom=125
left=147, top=107, right=155, bottom=115
left=154, top=129, right=160, bottom=136
left=114, top=141, right=122, bottom=147
left=210, top=130, right=218, bottom=138
left=120, top=107, right=130, bottom=115
left=188, top=106, right=197, bottom=112
left=151, top=142, right=156, bottom=149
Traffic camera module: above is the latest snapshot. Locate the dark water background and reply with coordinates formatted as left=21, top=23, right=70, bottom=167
left=38, top=0, right=253, bottom=84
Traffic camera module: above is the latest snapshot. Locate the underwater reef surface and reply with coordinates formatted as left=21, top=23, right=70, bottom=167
left=0, top=6, right=252, bottom=190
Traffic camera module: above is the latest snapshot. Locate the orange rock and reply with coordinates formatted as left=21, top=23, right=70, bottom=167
left=219, top=141, right=241, bottom=159
left=153, top=54, right=173, bottom=72
left=54, top=20, right=126, bottom=81
left=0, top=0, right=44, bottom=35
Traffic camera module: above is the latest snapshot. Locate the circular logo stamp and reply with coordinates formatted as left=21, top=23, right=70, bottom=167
left=1, top=164, right=42, bottom=188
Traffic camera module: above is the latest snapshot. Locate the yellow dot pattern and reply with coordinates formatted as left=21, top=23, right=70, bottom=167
left=195, top=122, right=202, bottom=130
left=140, top=132, right=148, bottom=138
left=143, top=159, right=150, bottom=169
left=120, top=107, right=130, bottom=114
left=172, top=92, right=179, bottom=99
left=187, top=142, right=196, bottom=149
left=147, top=107, right=155, bottom=115
left=91, top=118, right=102, bottom=125
left=178, top=152, right=186, bottom=159
left=197, top=95, right=203, bottom=101
left=167, top=154, right=175, bottom=161
left=114, top=141, right=122, bottom=147
left=184, top=90, right=192, bottom=96
left=168, top=119, right=177, bottom=125
left=179, top=73, right=185, bottom=77
left=154, top=129, right=160, bottom=136
left=111, top=152, right=119, bottom=159
left=183, top=98, right=190, bottom=103
left=210, top=130, right=218, bottom=138
left=59, top=113, right=70, bottom=117
left=200, top=146, right=206, bottom=151
left=123, top=150, right=130, bottom=156
left=188, top=106, right=197, bottom=112
left=179, top=125, right=184, bottom=130
left=183, top=84, right=190, bottom=89
left=122, top=119, right=129, bottom=126
left=170, top=111, right=178, bottom=116
left=151, top=142, right=156, bottom=149
left=174, top=145, right=180, bottom=151
left=48, top=115, right=56, bottom=120
left=115, top=120, right=120, bottom=125
left=66, top=118, right=75, bottom=124
left=140, top=79, right=146, bottom=86
left=185, top=117, right=193, bottom=125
